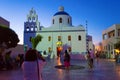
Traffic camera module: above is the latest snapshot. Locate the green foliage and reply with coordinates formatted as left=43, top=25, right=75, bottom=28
left=30, top=34, right=42, bottom=49
left=0, top=25, right=19, bottom=48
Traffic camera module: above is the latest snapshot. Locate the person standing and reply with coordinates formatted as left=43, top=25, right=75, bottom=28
left=64, top=50, right=71, bottom=70
left=89, top=49, right=95, bottom=68
left=22, top=49, right=46, bottom=80
left=86, top=50, right=92, bottom=69
left=95, top=51, right=100, bottom=64
left=5, top=51, right=12, bottom=70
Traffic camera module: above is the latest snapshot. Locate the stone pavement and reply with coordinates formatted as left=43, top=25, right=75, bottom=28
left=0, top=59, right=120, bottom=80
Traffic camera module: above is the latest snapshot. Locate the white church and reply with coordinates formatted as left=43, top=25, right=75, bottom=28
left=24, top=6, right=93, bottom=58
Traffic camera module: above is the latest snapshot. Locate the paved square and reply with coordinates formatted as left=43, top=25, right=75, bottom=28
left=0, top=59, right=120, bottom=80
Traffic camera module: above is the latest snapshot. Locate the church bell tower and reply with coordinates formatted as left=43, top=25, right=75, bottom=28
left=24, top=8, right=41, bottom=48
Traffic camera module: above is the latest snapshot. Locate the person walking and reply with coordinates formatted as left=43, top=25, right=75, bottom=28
left=22, top=49, right=46, bottom=80
left=86, top=50, right=92, bottom=69
left=95, top=51, right=100, bottom=64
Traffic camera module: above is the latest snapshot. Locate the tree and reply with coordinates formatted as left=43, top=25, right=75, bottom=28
left=30, top=34, right=42, bottom=49
left=0, top=25, right=19, bottom=48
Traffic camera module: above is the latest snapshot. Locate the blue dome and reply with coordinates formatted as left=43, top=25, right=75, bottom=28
left=54, top=11, right=69, bottom=16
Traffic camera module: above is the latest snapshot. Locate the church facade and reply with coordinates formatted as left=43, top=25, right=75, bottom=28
left=24, top=6, right=92, bottom=58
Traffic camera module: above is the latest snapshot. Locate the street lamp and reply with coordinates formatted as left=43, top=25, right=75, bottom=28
left=56, top=41, right=62, bottom=46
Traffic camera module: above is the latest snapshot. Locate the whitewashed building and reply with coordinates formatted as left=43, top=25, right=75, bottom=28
left=102, top=24, right=120, bottom=58
left=24, top=6, right=94, bottom=58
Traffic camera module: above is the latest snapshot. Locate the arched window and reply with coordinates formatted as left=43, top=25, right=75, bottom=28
left=59, top=18, right=62, bottom=23
left=31, top=27, right=34, bottom=31
left=28, top=17, right=32, bottom=22
left=32, top=17, right=35, bottom=21
left=53, top=19, right=54, bottom=24
left=68, top=47, right=72, bottom=52
left=68, top=35, right=71, bottom=41
left=35, top=27, right=37, bottom=31
left=68, top=18, right=70, bottom=24
left=78, top=35, right=81, bottom=41
left=48, top=47, right=52, bottom=53
left=26, top=27, right=29, bottom=31
left=29, top=36, right=32, bottom=42
left=48, top=36, right=51, bottom=41
left=58, top=36, right=61, bottom=41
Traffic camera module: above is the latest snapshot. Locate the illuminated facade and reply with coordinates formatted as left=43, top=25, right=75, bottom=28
left=24, top=7, right=94, bottom=58
left=102, top=24, right=120, bottom=58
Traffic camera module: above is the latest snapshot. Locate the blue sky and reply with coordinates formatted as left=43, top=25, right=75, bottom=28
left=1, top=0, right=120, bottom=45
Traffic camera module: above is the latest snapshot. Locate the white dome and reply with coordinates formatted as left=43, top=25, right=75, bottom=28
left=52, top=6, right=72, bottom=27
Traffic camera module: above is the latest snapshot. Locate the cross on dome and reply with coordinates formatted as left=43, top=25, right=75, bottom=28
left=59, top=6, right=64, bottom=11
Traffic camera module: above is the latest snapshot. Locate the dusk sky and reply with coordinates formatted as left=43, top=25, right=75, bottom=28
left=1, top=0, right=120, bottom=45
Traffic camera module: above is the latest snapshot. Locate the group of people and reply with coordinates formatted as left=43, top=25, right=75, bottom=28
left=0, top=50, right=14, bottom=70
left=22, top=48, right=99, bottom=80
left=22, top=48, right=71, bottom=80
left=57, top=48, right=71, bottom=70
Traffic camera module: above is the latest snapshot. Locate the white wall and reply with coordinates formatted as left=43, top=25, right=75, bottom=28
left=36, top=30, right=86, bottom=58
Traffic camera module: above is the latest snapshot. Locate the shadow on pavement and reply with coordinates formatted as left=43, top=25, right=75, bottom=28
left=55, top=65, right=85, bottom=70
